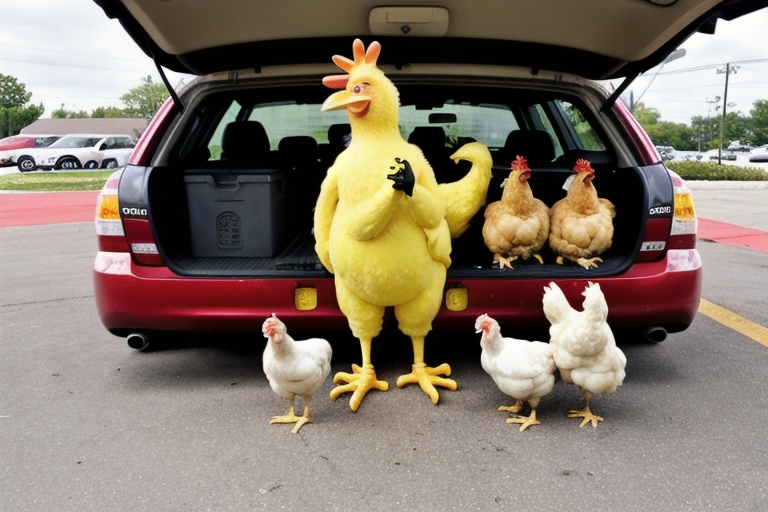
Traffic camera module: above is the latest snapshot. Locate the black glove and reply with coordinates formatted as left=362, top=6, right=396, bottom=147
left=387, top=158, right=415, bottom=197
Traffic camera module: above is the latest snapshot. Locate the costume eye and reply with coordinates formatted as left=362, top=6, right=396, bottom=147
left=352, top=82, right=370, bottom=94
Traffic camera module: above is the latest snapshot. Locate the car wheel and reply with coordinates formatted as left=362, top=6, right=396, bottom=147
left=56, top=156, right=82, bottom=170
left=84, top=160, right=99, bottom=169
left=101, top=158, right=118, bottom=169
left=17, top=155, right=36, bottom=172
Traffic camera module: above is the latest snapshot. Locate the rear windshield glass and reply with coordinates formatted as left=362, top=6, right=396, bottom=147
left=192, top=86, right=606, bottom=167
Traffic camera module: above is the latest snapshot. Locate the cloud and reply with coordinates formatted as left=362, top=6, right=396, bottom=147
left=1, top=1, right=765, bottom=123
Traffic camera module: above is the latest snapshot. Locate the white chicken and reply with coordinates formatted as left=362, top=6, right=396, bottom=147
left=475, top=314, right=556, bottom=431
left=262, top=314, right=332, bottom=434
left=542, top=282, right=626, bottom=428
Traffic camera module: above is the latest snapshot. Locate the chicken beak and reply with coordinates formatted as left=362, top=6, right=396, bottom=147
left=321, top=90, right=371, bottom=117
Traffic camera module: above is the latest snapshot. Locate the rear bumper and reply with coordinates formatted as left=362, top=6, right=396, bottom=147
left=94, top=249, right=702, bottom=336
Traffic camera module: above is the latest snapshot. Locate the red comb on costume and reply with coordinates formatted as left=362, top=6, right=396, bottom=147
left=323, top=39, right=381, bottom=90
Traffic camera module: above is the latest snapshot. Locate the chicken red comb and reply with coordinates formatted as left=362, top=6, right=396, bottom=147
left=323, top=39, right=381, bottom=90
left=511, top=155, right=530, bottom=172
left=573, top=159, right=594, bottom=173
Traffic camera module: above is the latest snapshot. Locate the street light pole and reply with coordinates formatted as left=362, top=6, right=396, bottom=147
left=716, top=63, right=739, bottom=165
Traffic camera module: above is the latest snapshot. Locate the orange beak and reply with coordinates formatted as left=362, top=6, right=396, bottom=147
left=321, top=89, right=371, bottom=117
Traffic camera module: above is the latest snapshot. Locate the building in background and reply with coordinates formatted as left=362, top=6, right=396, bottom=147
left=21, top=118, right=148, bottom=141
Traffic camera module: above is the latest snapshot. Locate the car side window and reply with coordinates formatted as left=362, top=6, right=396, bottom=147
left=555, top=100, right=605, bottom=151
left=531, top=104, right=565, bottom=159
left=206, top=101, right=242, bottom=160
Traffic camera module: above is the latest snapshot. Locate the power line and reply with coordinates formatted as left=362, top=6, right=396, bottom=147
left=0, top=55, right=155, bottom=73
left=650, top=58, right=768, bottom=76
left=0, top=43, right=148, bottom=63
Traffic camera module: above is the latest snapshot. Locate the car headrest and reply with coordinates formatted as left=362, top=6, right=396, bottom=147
left=502, top=130, right=556, bottom=167
left=327, top=123, right=351, bottom=148
left=278, top=135, right=319, bottom=168
left=221, top=121, right=270, bottom=162
left=408, top=126, right=447, bottom=150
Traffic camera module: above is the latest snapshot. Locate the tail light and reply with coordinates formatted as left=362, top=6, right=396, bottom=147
left=668, top=171, right=697, bottom=250
left=95, top=168, right=164, bottom=266
left=95, top=170, right=128, bottom=253
left=665, top=171, right=701, bottom=273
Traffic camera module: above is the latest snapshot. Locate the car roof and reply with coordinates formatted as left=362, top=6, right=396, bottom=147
left=94, top=0, right=765, bottom=80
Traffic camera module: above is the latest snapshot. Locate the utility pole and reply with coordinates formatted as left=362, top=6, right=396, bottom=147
left=716, top=63, right=739, bottom=164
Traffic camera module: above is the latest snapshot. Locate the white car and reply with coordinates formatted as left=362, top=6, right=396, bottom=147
left=749, top=145, right=768, bottom=163
left=0, top=134, right=61, bottom=167
left=16, top=134, right=135, bottom=171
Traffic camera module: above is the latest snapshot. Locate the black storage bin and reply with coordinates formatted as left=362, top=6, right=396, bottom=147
left=184, top=169, right=285, bottom=257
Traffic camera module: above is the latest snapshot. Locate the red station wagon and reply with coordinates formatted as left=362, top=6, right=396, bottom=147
left=92, top=0, right=763, bottom=350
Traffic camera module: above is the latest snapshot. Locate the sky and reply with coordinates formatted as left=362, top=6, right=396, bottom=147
left=0, top=1, right=766, bottom=125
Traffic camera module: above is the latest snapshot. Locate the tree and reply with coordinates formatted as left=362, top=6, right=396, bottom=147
left=631, top=103, right=662, bottom=126
left=690, top=115, right=718, bottom=151
left=92, top=106, right=124, bottom=118
left=0, top=74, right=45, bottom=138
left=749, top=99, right=768, bottom=146
left=51, top=104, right=89, bottom=119
left=121, top=76, right=168, bottom=119
left=644, top=121, right=697, bottom=151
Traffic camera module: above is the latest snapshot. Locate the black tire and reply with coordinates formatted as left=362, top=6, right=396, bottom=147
left=84, top=160, right=99, bottom=169
left=56, top=156, right=82, bottom=170
left=17, top=155, right=36, bottom=172
left=101, top=158, right=118, bottom=169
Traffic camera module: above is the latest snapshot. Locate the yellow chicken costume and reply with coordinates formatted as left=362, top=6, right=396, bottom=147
left=315, top=39, right=492, bottom=411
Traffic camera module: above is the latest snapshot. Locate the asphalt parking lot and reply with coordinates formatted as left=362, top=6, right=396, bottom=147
left=1, top=185, right=767, bottom=511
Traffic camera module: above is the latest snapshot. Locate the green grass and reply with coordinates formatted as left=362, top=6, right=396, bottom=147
left=0, top=170, right=115, bottom=191
left=666, top=161, right=768, bottom=181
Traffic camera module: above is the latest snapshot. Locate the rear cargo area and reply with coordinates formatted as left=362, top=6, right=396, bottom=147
left=147, top=156, right=645, bottom=279
left=144, top=81, right=648, bottom=279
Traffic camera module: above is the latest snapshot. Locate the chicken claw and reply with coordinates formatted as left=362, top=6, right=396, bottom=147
left=555, top=256, right=603, bottom=269
left=506, top=410, right=541, bottom=432
left=567, top=406, right=604, bottom=428
left=497, top=400, right=523, bottom=414
left=493, top=254, right=517, bottom=269
left=270, top=404, right=312, bottom=434
left=396, top=362, right=457, bottom=404
left=330, top=363, right=389, bottom=412
left=576, top=257, right=603, bottom=269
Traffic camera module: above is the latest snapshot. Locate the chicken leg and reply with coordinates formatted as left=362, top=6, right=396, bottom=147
left=330, top=337, right=389, bottom=412
left=396, top=335, right=457, bottom=404
left=270, top=395, right=316, bottom=434
left=556, top=255, right=603, bottom=269
left=503, top=398, right=543, bottom=432
left=567, top=388, right=604, bottom=428
left=494, top=254, right=518, bottom=269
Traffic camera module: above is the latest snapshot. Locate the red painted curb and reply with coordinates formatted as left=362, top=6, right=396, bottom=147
left=698, top=218, right=768, bottom=253
left=0, top=191, right=100, bottom=228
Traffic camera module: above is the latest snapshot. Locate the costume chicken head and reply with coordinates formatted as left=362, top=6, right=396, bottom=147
left=321, top=39, right=400, bottom=131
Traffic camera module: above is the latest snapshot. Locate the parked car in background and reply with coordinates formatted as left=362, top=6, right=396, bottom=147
left=92, top=0, right=762, bottom=351
left=0, top=134, right=61, bottom=167
left=16, top=134, right=135, bottom=171
left=748, top=145, right=768, bottom=163
left=704, top=148, right=738, bottom=161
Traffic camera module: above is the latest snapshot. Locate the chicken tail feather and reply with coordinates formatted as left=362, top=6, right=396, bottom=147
left=439, top=142, right=492, bottom=238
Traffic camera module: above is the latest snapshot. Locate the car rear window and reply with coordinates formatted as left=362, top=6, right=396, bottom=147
left=202, top=99, right=521, bottom=160
left=187, top=84, right=607, bottom=169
